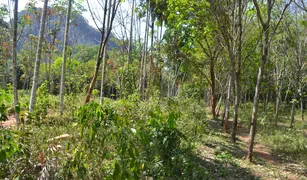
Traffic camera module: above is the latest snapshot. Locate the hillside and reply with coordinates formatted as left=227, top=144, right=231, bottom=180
left=17, top=8, right=116, bottom=49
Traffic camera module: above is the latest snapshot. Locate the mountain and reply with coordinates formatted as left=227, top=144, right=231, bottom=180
left=17, top=8, right=116, bottom=49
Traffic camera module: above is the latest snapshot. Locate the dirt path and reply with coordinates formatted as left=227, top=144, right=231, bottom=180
left=236, top=126, right=307, bottom=179
left=238, top=133, right=279, bottom=164
left=0, top=115, right=16, bottom=127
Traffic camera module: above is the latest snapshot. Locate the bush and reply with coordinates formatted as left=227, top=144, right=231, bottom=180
left=0, top=88, right=12, bottom=122
left=0, top=94, right=210, bottom=179
left=59, top=96, right=207, bottom=179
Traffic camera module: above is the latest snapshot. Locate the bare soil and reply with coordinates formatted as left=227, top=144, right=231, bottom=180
left=0, top=115, right=16, bottom=127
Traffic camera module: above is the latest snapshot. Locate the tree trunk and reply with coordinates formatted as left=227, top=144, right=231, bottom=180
left=59, top=0, right=72, bottom=115
left=247, top=57, right=266, bottom=162
left=246, top=0, right=286, bottom=162
left=100, top=44, right=108, bottom=104
left=159, top=23, right=163, bottom=97
left=275, top=89, right=281, bottom=125
left=148, top=16, right=154, bottom=96
left=223, top=74, right=232, bottom=132
left=127, top=0, right=135, bottom=64
left=216, top=95, right=222, bottom=117
left=221, top=100, right=226, bottom=126
left=301, top=92, right=304, bottom=121
left=231, top=0, right=243, bottom=143
left=12, top=0, right=20, bottom=128
left=100, top=0, right=112, bottom=105
left=274, top=57, right=284, bottom=125
left=247, top=22, right=270, bottom=161
left=139, top=1, right=150, bottom=100
left=290, top=98, right=295, bottom=128
left=29, top=0, right=49, bottom=112
left=85, top=0, right=119, bottom=104
left=231, top=73, right=239, bottom=142
left=210, top=59, right=216, bottom=119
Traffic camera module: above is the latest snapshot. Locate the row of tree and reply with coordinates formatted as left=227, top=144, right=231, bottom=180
left=1, top=0, right=307, bottom=162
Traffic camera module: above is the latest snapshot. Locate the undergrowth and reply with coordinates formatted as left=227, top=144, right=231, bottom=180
left=0, top=94, right=209, bottom=179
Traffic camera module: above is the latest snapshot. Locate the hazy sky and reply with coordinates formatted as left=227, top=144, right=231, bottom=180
left=0, top=0, right=152, bottom=42
left=0, top=0, right=133, bottom=29
left=0, top=0, right=100, bottom=28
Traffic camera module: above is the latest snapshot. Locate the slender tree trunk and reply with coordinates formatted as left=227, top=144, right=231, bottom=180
left=49, top=31, right=57, bottom=93
left=274, top=50, right=285, bottom=125
left=223, top=74, right=232, bottom=132
left=264, top=92, right=269, bottom=114
left=127, top=0, right=135, bottom=64
left=221, top=100, right=226, bottom=126
left=5, top=60, right=9, bottom=89
left=216, top=95, right=222, bottom=117
left=275, top=87, right=281, bottom=125
left=246, top=0, right=288, bottom=162
left=59, top=0, right=72, bottom=115
left=85, top=0, right=119, bottom=104
left=100, top=44, right=108, bottom=104
left=100, top=0, right=112, bottom=105
left=148, top=14, right=154, bottom=95
left=167, top=59, right=173, bottom=97
left=247, top=21, right=270, bottom=161
left=301, top=89, right=304, bottom=121
left=231, top=73, right=239, bottom=142
left=210, top=59, right=216, bottom=119
left=12, top=0, right=20, bottom=128
left=139, top=1, right=150, bottom=100
left=85, top=0, right=107, bottom=104
left=159, top=23, right=163, bottom=97
left=290, top=4, right=301, bottom=127
left=290, top=98, right=295, bottom=128
left=29, top=0, right=48, bottom=112
left=290, top=74, right=299, bottom=129
left=231, top=0, right=243, bottom=143
left=247, top=57, right=266, bottom=162
left=275, top=62, right=285, bottom=126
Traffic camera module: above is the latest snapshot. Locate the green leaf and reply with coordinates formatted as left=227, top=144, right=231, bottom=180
left=113, top=162, right=121, bottom=180
left=0, top=150, right=6, bottom=163
left=15, top=104, right=20, bottom=114
left=130, top=128, right=136, bottom=134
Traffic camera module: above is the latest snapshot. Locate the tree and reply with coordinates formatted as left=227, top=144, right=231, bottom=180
left=127, top=0, right=135, bottom=64
left=12, top=0, right=20, bottom=128
left=165, top=0, right=222, bottom=118
left=247, top=0, right=292, bottom=162
left=84, top=0, right=120, bottom=104
left=59, top=0, right=73, bottom=115
left=29, top=0, right=49, bottom=112
left=139, top=0, right=150, bottom=100
left=100, top=0, right=112, bottom=105
left=0, top=5, right=10, bottom=89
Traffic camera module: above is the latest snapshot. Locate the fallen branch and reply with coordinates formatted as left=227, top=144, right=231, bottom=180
left=47, top=134, right=70, bottom=142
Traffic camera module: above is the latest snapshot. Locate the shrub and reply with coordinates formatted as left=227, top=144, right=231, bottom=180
left=0, top=88, right=12, bottom=122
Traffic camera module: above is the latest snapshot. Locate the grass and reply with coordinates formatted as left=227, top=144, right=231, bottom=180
left=1, top=93, right=307, bottom=179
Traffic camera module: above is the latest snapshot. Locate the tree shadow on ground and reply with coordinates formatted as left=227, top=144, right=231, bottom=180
left=203, top=118, right=307, bottom=178
left=167, top=147, right=260, bottom=180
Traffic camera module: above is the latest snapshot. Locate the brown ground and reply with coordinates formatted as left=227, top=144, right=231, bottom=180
left=204, top=119, right=307, bottom=179
left=236, top=126, right=307, bottom=180
left=0, top=115, right=16, bottom=127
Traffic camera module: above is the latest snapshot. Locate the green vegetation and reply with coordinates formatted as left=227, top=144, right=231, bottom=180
left=1, top=0, right=307, bottom=179
left=1, top=90, right=307, bottom=179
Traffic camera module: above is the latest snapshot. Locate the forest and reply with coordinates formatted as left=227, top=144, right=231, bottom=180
left=0, top=0, right=307, bottom=179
